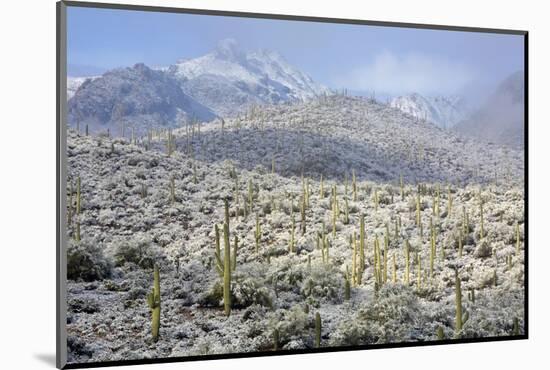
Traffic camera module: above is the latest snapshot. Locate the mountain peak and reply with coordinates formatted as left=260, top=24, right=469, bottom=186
left=213, top=38, right=245, bottom=61
left=390, top=93, right=469, bottom=129
left=170, top=40, right=330, bottom=116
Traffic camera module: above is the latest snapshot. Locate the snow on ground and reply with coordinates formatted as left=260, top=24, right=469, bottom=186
left=65, top=95, right=524, bottom=364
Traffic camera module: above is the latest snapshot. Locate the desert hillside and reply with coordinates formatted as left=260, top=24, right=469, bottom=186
left=65, top=96, right=524, bottom=363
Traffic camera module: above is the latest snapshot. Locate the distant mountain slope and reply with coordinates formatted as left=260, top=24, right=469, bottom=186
left=68, top=63, right=217, bottom=136
left=390, top=93, right=469, bottom=129
left=164, top=95, right=523, bottom=185
left=67, top=76, right=98, bottom=99
left=454, top=71, right=525, bottom=148
left=169, top=39, right=331, bottom=116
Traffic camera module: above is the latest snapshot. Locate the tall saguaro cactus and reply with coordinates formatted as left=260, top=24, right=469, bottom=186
left=415, top=193, right=421, bottom=226
left=147, top=265, right=161, bottom=342
left=223, top=222, right=232, bottom=316
left=480, top=199, right=485, bottom=239
left=404, top=239, right=410, bottom=285
left=76, top=176, right=81, bottom=215
left=352, top=169, right=357, bottom=202
left=400, top=174, right=404, bottom=200
left=430, top=218, right=436, bottom=278
left=516, top=222, right=521, bottom=256
left=454, top=267, right=468, bottom=336
left=213, top=200, right=234, bottom=317
left=255, top=215, right=261, bottom=254
left=359, top=215, right=365, bottom=278
left=315, top=312, right=322, bottom=348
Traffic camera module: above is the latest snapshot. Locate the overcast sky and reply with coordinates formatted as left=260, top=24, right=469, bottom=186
left=67, top=6, right=524, bottom=98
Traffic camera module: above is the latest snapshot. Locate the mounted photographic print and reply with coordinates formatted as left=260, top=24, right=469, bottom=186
left=56, top=1, right=528, bottom=368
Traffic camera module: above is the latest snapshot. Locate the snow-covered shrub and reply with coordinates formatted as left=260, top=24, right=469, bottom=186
left=473, top=238, right=492, bottom=258
left=68, top=297, right=100, bottom=314
left=232, top=275, right=273, bottom=309
left=67, top=239, right=112, bottom=282
left=197, top=281, right=223, bottom=307
left=268, top=257, right=307, bottom=296
left=331, top=284, right=422, bottom=345
left=198, top=275, right=272, bottom=309
left=111, top=233, right=165, bottom=269
left=460, top=289, right=524, bottom=338
left=300, top=264, right=344, bottom=304
left=267, top=305, right=311, bottom=347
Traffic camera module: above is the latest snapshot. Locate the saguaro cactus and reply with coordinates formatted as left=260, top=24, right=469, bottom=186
left=248, top=179, right=253, bottom=212
left=223, top=222, right=232, bottom=316
left=400, top=174, right=404, bottom=200
left=454, top=268, right=468, bottom=336
left=344, top=266, right=351, bottom=301
left=232, top=235, right=238, bottom=271
left=273, top=328, right=279, bottom=350
left=516, top=222, right=521, bottom=256
left=430, top=218, right=435, bottom=278
left=67, top=184, right=73, bottom=225
left=404, top=240, right=410, bottom=285
left=169, top=176, right=175, bottom=204
left=344, top=197, right=350, bottom=224
left=315, top=312, right=322, bottom=348
left=147, top=265, right=161, bottom=342
left=289, top=214, right=295, bottom=253
left=76, top=176, right=81, bottom=215
left=458, top=229, right=463, bottom=258
left=383, top=230, right=388, bottom=283
left=301, top=196, right=307, bottom=234
left=416, top=253, right=421, bottom=290
left=392, top=253, right=397, bottom=283
left=513, top=317, right=520, bottom=336
left=415, top=193, right=421, bottom=226
left=74, top=221, right=81, bottom=242
left=359, top=215, right=365, bottom=275
left=447, top=185, right=453, bottom=215
left=480, top=199, right=485, bottom=239
left=352, top=169, right=357, bottom=202
left=332, top=193, right=337, bottom=238
left=436, top=326, right=445, bottom=340
left=255, top=215, right=261, bottom=254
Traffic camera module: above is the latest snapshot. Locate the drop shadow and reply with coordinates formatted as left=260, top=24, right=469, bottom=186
left=34, top=353, right=56, bottom=367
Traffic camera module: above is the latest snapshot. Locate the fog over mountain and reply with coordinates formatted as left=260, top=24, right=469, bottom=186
left=454, top=71, right=524, bottom=148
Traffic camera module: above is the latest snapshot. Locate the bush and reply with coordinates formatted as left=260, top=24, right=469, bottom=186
left=300, top=264, right=344, bottom=304
left=331, top=284, right=422, bottom=345
left=68, top=298, right=100, bottom=314
left=111, top=233, right=165, bottom=269
left=267, top=305, right=311, bottom=347
left=197, top=276, right=273, bottom=309
left=67, top=239, right=112, bottom=282
left=232, top=275, right=273, bottom=309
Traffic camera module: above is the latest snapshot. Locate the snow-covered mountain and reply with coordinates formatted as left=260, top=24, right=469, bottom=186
left=390, top=93, right=469, bottom=129
left=168, top=39, right=331, bottom=116
left=67, top=39, right=331, bottom=134
left=454, top=71, right=524, bottom=148
left=68, top=63, right=217, bottom=136
left=67, top=76, right=98, bottom=99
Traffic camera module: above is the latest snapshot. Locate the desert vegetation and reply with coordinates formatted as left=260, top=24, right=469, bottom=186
left=66, top=95, right=524, bottom=363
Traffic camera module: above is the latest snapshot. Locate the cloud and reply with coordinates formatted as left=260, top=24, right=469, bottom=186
left=335, top=51, right=477, bottom=96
